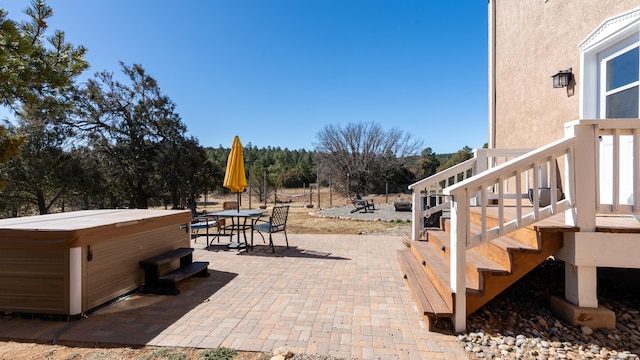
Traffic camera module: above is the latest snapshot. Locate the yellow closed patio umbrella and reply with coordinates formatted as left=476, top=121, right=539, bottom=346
left=223, top=136, right=247, bottom=211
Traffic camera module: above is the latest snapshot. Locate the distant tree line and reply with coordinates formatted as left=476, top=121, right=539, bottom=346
left=0, top=1, right=475, bottom=217
left=206, top=145, right=316, bottom=204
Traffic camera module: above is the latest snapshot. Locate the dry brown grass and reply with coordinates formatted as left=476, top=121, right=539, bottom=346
left=199, top=189, right=410, bottom=235
left=286, top=206, right=401, bottom=234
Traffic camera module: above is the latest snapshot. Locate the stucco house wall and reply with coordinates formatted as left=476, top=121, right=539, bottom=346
left=491, top=0, right=637, bottom=149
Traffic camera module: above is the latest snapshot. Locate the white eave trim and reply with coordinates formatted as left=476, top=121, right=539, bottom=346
left=579, top=7, right=640, bottom=53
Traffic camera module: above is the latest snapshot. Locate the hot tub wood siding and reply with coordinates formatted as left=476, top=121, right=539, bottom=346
left=85, top=224, right=189, bottom=310
left=0, top=248, right=69, bottom=315
left=0, top=209, right=192, bottom=316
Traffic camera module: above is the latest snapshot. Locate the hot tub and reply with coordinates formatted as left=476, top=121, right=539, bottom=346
left=0, top=209, right=191, bottom=316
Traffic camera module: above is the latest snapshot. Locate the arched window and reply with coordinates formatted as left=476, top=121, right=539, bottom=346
left=579, top=8, right=639, bottom=205
left=579, top=8, right=639, bottom=119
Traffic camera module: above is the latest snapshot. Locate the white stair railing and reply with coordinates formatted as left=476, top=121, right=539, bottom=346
left=408, top=148, right=533, bottom=241
left=436, top=119, right=640, bottom=332
left=407, top=119, right=640, bottom=333
left=409, top=157, right=476, bottom=241
left=444, top=136, right=577, bottom=333
left=446, top=137, right=576, bottom=249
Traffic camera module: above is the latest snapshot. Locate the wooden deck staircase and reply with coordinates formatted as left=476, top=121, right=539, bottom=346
left=398, top=207, right=575, bottom=330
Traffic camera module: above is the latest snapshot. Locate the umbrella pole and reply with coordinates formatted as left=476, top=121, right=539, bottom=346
left=237, top=192, right=240, bottom=212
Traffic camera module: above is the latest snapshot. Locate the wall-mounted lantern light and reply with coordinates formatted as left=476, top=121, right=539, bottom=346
left=552, top=68, right=572, bottom=88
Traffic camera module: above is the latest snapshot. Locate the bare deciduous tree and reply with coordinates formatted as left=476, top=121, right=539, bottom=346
left=314, top=122, right=422, bottom=194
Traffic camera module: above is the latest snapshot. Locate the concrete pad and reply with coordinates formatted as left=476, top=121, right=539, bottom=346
left=550, top=295, right=616, bottom=329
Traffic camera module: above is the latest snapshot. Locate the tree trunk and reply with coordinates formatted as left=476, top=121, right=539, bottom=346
left=170, top=192, right=180, bottom=209
left=37, top=190, right=47, bottom=215
left=134, top=194, right=148, bottom=209
left=133, top=184, right=148, bottom=209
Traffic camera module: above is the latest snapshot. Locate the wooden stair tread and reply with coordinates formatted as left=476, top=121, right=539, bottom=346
left=411, top=238, right=480, bottom=293
left=425, top=230, right=507, bottom=272
left=467, top=223, right=538, bottom=252
left=425, top=229, right=508, bottom=293
left=411, top=240, right=450, bottom=280
left=466, top=250, right=508, bottom=274
left=406, top=205, right=576, bottom=321
left=398, top=250, right=452, bottom=317
left=490, top=236, right=537, bottom=252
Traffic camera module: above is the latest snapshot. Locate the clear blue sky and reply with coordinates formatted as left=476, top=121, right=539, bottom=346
left=2, top=0, right=488, bottom=154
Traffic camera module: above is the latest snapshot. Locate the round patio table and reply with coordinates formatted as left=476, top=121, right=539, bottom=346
left=209, top=209, right=265, bottom=250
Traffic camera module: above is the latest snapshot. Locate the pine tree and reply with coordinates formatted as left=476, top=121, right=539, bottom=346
left=0, top=1, right=88, bottom=189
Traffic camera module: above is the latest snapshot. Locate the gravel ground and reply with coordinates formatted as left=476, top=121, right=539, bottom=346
left=460, top=260, right=640, bottom=359
left=313, top=203, right=412, bottom=222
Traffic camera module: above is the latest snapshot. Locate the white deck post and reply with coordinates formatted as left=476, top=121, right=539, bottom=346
left=474, top=149, right=488, bottom=174
left=412, top=189, right=420, bottom=241
left=472, top=149, right=488, bottom=206
left=450, top=191, right=467, bottom=333
left=563, top=121, right=598, bottom=308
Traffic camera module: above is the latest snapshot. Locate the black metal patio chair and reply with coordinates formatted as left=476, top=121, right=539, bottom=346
left=251, top=205, right=290, bottom=253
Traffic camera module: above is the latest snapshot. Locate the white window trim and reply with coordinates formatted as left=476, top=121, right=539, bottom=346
left=598, top=38, right=639, bottom=118
left=579, top=7, right=640, bottom=119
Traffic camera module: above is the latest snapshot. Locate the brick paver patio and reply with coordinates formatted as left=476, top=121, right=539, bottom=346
left=0, top=233, right=468, bottom=360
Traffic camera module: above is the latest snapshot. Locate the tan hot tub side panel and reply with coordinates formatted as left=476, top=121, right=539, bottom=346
left=84, top=224, right=189, bottom=311
left=0, top=248, right=69, bottom=315
left=0, top=209, right=192, bottom=316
